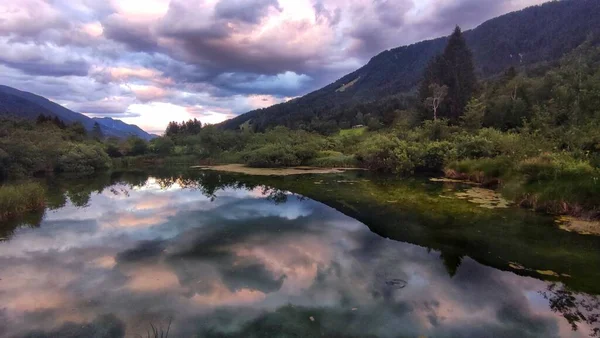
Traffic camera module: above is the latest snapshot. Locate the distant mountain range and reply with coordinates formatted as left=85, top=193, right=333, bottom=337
left=0, top=85, right=155, bottom=140
left=221, top=0, right=600, bottom=131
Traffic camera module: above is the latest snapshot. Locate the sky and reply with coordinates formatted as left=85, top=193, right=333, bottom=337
left=0, top=0, right=549, bottom=134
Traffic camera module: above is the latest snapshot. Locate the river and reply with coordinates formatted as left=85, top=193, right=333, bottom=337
left=0, top=169, right=598, bottom=337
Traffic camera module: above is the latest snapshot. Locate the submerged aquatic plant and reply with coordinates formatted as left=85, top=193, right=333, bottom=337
left=454, top=187, right=511, bottom=209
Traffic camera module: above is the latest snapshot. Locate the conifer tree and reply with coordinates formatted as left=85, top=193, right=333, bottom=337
left=92, top=122, right=104, bottom=140
left=420, top=26, right=477, bottom=120
left=442, top=26, right=477, bottom=119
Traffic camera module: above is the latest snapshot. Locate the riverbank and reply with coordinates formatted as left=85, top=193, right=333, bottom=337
left=196, top=162, right=600, bottom=230
left=445, top=154, right=600, bottom=221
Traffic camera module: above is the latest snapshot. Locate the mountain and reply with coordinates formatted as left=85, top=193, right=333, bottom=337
left=92, top=117, right=156, bottom=141
left=221, top=0, right=600, bottom=131
left=0, top=85, right=154, bottom=140
left=0, top=91, right=55, bottom=119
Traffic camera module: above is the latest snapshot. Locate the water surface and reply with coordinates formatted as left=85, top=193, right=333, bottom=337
left=0, top=171, right=598, bottom=337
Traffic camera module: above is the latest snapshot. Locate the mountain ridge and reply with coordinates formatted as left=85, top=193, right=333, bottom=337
left=221, top=0, right=600, bottom=131
left=0, top=85, right=154, bottom=140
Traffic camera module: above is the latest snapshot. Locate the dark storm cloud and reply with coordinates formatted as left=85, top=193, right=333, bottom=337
left=214, top=0, right=282, bottom=24
left=102, top=16, right=160, bottom=53
left=0, top=59, right=90, bottom=77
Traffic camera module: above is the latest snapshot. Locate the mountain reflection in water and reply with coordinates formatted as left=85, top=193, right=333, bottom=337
left=0, top=172, right=598, bottom=338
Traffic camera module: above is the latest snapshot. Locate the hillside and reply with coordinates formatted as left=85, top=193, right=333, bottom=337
left=92, top=117, right=156, bottom=141
left=221, top=0, right=600, bottom=132
left=0, top=91, right=55, bottom=119
left=0, top=85, right=153, bottom=140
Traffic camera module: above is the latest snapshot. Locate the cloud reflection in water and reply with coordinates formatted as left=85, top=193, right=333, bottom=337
left=0, top=177, right=597, bottom=338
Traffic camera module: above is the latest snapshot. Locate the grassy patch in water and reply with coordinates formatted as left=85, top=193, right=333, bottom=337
left=0, top=182, right=46, bottom=221
left=446, top=153, right=600, bottom=218
left=556, top=216, right=600, bottom=236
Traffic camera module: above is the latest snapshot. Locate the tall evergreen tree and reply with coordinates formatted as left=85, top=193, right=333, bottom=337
left=420, top=27, right=477, bottom=120
left=92, top=122, right=104, bottom=140
left=442, top=26, right=477, bottom=119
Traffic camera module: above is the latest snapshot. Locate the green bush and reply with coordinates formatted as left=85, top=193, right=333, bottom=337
left=0, top=182, right=46, bottom=221
left=518, top=153, right=597, bottom=182
left=355, top=135, right=402, bottom=172
left=455, top=135, right=498, bottom=159
left=418, top=141, right=454, bottom=172
left=447, top=157, right=515, bottom=180
left=243, top=144, right=302, bottom=167
left=56, top=143, right=111, bottom=174
left=310, top=154, right=358, bottom=168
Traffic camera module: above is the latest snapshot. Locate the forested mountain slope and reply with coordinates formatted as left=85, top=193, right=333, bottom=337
left=0, top=91, right=55, bottom=119
left=221, top=0, right=600, bottom=132
left=0, top=85, right=153, bottom=140
left=92, top=117, right=156, bottom=141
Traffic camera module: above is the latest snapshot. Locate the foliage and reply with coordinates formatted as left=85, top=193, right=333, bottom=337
left=460, top=98, right=486, bottom=131
left=0, top=117, right=112, bottom=178
left=56, top=143, right=111, bottom=174
left=420, top=27, right=477, bottom=120
left=165, top=119, right=202, bottom=137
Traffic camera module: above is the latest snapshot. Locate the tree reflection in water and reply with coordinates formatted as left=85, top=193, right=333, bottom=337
left=541, top=283, right=600, bottom=337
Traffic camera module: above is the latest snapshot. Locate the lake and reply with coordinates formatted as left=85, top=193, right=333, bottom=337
left=0, top=169, right=599, bottom=337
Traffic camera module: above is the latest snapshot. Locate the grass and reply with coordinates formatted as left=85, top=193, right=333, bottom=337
left=0, top=182, right=46, bottom=221
left=309, top=153, right=358, bottom=168
left=339, top=127, right=367, bottom=137
left=445, top=153, right=600, bottom=218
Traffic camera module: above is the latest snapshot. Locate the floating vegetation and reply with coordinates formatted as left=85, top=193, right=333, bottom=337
left=509, top=262, right=525, bottom=270
left=556, top=216, right=600, bottom=236
left=430, top=178, right=480, bottom=185
left=509, top=262, right=570, bottom=278
left=455, top=187, right=511, bottom=209
left=537, top=270, right=560, bottom=277
left=193, top=164, right=355, bottom=176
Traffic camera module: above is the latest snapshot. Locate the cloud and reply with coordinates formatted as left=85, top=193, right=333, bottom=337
left=0, top=39, right=91, bottom=77
left=69, top=96, right=139, bottom=117
left=214, top=0, right=282, bottom=24
left=0, top=0, right=552, bottom=132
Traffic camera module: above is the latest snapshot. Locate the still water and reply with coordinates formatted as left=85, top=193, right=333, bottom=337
left=0, top=171, right=599, bottom=337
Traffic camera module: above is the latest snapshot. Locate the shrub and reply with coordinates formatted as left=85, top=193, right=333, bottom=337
left=0, top=182, right=46, bottom=221
left=355, top=135, right=402, bottom=172
left=243, top=144, right=303, bottom=167
left=56, top=143, right=111, bottom=174
left=518, top=153, right=596, bottom=182
left=455, top=135, right=498, bottom=159
left=418, top=141, right=454, bottom=172
left=310, top=154, right=357, bottom=168
left=446, top=157, right=515, bottom=182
